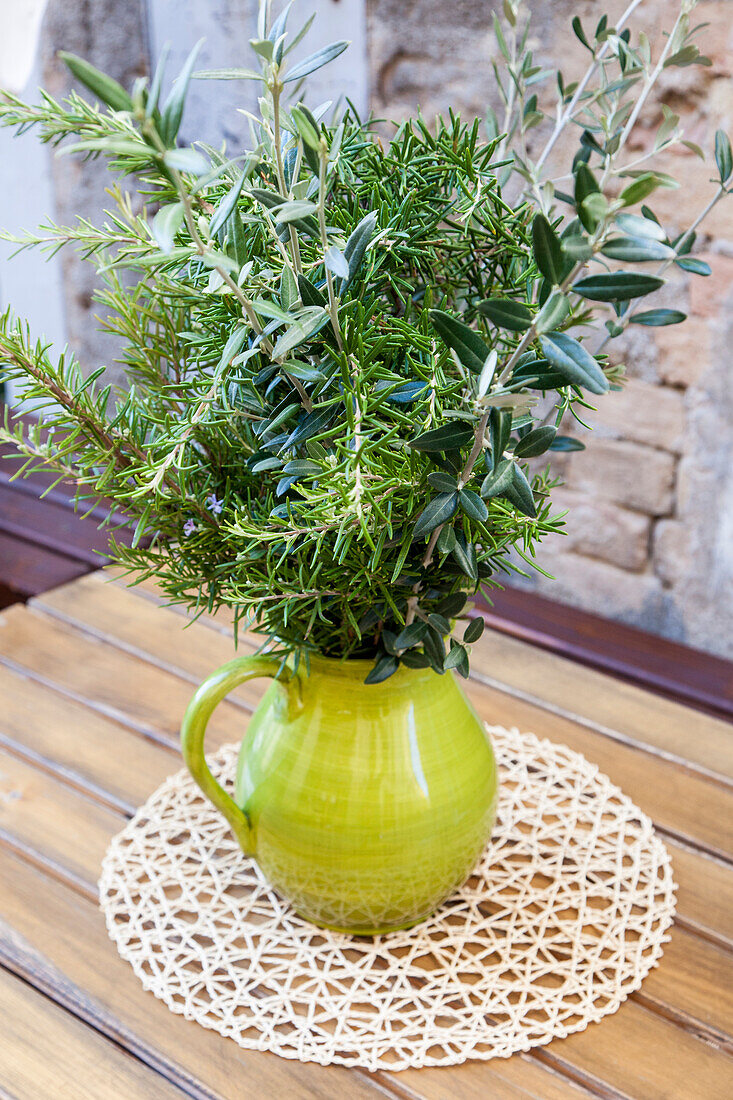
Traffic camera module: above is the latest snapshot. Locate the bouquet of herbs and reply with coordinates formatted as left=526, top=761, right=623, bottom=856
left=0, top=0, right=730, bottom=681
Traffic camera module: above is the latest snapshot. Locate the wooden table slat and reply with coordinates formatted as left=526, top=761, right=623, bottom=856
left=0, top=746, right=126, bottom=893
left=0, top=661, right=178, bottom=814
left=0, top=529, right=90, bottom=598
left=0, top=965, right=188, bottom=1100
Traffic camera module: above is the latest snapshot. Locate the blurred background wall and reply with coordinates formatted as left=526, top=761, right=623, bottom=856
left=1, top=0, right=731, bottom=658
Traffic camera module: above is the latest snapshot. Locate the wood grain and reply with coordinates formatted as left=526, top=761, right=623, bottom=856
left=469, top=629, right=733, bottom=783
left=537, top=1000, right=732, bottom=1100
left=667, top=843, right=733, bottom=948
left=638, top=925, right=733, bottom=1047
left=0, top=529, right=87, bottom=598
left=0, top=604, right=245, bottom=752
left=0, top=662, right=176, bottom=813
left=0, top=965, right=187, bottom=1099
left=477, top=584, right=733, bottom=721
left=0, top=482, right=111, bottom=565
left=0, top=746, right=122, bottom=893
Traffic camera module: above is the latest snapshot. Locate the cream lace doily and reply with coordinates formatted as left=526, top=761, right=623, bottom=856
left=99, top=725, right=676, bottom=1071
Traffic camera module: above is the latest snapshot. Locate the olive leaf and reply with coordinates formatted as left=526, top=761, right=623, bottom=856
left=444, top=641, right=469, bottom=675
left=539, top=333, right=609, bottom=394
left=535, top=292, right=570, bottom=334
left=504, top=464, right=536, bottom=517
left=428, top=471, right=459, bottom=492
left=430, top=310, right=490, bottom=373
left=615, top=212, right=667, bottom=242
left=364, top=654, right=399, bottom=684
left=532, top=214, right=565, bottom=285
left=452, top=532, right=478, bottom=582
left=715, top=130, right=733, bottom=184
left=675, top=256, right=711, bottom=276
left=550, top=436, right=586, bottom=452
left=160, top=39, right=204, bottom=144
left=489, top=408, right=512, bottom=468
left=283, top=459, right=322, bottom=476
left=209, top=169, right=249, bottom=236
left=409, top=421, right=474, bottom=453
left=572, top=272, right=664, bottom=302
left=463, top=617, right=485, bottom=643
left=514, top=425, right=557, bottom=457
left=271, top=308, right=329, bottom=359
left=458, top=489, right=489, bottom=522
left=163, top=148, right=209, bottom=175
left=413, top=492, right=459, bottom=537
left=394, top=622, right=426, bottom=650
left=481, top=458, right=514, bottom=498
left=629, top=309, right=686, bottom=327
left=59, top=52, right=133, bottom=112
left=477, top=350, right=498, bottom=397
left=600, top=238, right=675, bottom=262
left=283, top=41, right=349, bottom=83
left=324, top=246, right=349, bottom=279
left=152, top=203, right=184, bottom=253
left=297, top=274, right=327, bottom=307
left=437, top=526, right=457, bottom=555
left=574, top=164, right=600, bottom=232
left=338, top=212, right=378, bottom=294
left=478, top=298, right=532, bottom=332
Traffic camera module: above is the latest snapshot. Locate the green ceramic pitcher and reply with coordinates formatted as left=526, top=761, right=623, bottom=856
left=181, top=653, right=498, bottom=934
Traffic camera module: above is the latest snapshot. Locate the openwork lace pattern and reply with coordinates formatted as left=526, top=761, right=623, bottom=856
left=99, top=725, right=676, bottom=1071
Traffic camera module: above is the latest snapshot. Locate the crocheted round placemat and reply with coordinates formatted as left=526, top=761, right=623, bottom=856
left=99, top=725, right=676, bottom=1071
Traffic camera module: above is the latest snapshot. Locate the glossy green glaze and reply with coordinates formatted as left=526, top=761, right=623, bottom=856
left=181, top=654, right=498, bottom=934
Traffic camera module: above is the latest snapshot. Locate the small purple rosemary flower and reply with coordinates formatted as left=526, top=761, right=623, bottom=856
left=183, top=518, right=196, bottom=537
left=205, top=493, right=224, bottom=516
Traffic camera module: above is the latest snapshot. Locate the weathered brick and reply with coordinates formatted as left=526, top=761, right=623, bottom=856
left=550, top=488, right=650, bottom=571
left=584, top=378, right=686, bottom=453
left=561, top=439, right=676, bottom=516
left=653, top=520, right=691, bottom=587
left=654, top=318, right=711, bottom=388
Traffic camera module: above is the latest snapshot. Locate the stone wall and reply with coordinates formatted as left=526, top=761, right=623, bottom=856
left=368, top=0, right=733, bottom=659
left=39, top=0, right=150, bottom=390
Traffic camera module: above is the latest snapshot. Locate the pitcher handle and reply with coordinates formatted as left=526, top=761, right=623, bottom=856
left=181, top=654, right=292, bottom=856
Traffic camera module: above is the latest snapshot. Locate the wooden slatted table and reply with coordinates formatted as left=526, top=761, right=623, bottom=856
left=0, top=568, right=730, bottom=1099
